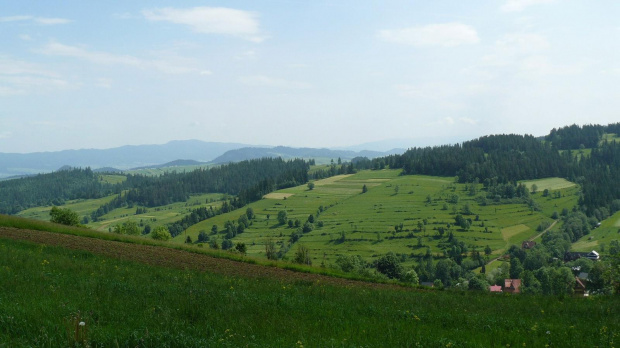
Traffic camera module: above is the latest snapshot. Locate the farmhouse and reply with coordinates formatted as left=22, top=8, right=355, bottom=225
left=489, top=285, right=503, bottom=293
left=574, top=277, right=587, bottom=296
left=521, top=241, right=536, bottom=249
left=503, top=279, right=521, bottom=294
left=586, top=251, right=599, bottom=260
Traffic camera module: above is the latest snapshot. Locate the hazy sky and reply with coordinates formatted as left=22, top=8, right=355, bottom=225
left=1, top=0, right=619, bottom=153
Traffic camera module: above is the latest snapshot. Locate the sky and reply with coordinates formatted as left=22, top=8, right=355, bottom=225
left=1, top=0, right=619, bottom=153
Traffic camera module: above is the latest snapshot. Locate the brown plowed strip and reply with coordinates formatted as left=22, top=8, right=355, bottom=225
left=0, top=227, right=405, bottom=291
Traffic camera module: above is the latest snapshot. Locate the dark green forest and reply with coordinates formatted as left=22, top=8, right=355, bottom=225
left=0, top=158, right=309, bottom=215
left=349, top=123, right=620, bottom=219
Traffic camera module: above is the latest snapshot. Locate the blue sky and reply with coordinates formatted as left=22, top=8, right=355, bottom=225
left=1, top=0, right=619, bottom=153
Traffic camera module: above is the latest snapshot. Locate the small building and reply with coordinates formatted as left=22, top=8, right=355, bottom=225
left=574, top=277, right=587, bottom=296
left=586, top=251, right=599, bottom=261
left=489, top=285, right=503, bottom=293
left=522, top=241, right=536, bottom=249
left=565, top=250, right=600, bottom=262
left=504, top=279, right=522, bottom=294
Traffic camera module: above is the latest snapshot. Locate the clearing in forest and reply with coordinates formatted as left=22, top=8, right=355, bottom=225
left=521, top=177, right=575, bottom=191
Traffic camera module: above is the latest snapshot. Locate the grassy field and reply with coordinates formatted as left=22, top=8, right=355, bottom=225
left=89, top=193, right=225, bottom=232
left=521, top=177, right=576, bottom=192
left=180, top=170, right=578, bottom=267
left=17, top=195, right=118, bottom=221
left=1, top=234, right=618, bottom=347
left=601, top=133, right=620, bottom=144
left=99, top=174, right=126, bottom=184
left=573, top=210, right=620, bottom=252
left=17, top=193, right=226, bottom=233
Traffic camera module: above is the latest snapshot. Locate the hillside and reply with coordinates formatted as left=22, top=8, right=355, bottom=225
left=1, top=226, right=618, bottom=347
left=181, top=170, right=577, bottom=267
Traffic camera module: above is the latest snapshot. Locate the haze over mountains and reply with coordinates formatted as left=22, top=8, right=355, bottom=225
left=0, top=140, right=405, bottom=179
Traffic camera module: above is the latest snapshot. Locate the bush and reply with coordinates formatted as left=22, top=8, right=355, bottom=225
left=151, top=226, right=171, bottom=241
left=49, top=206, right=80, bottom=226
left=376, top=252, right=403, bottom=279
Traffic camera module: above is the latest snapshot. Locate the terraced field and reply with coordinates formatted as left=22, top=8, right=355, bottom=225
left=180, top=170, right=578, bottom=267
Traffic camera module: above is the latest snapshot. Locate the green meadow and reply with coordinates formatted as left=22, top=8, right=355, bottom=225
left=572, top=210, right=620, bottom=252
left=18, top=193, right=225, bottom=233
left=1, top=236, right=618, bottom=347
left=17, top=195, right=118, bottom=222
left=180, top=170, right=578, bottom=267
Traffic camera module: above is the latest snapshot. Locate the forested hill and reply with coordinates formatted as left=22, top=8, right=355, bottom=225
left=211, top=146, right=402, bottom=164
left=545, top=123, right=620, bottom=150
left=359, top=124, right=620, bottom=219
left=379, top=134, right=569, bottom=183
left=0, top=158, right=309, bottom=215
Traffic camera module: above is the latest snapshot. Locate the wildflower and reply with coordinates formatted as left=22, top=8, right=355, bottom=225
left=79, top=321, right=85, bottom=327
left=546, top=331, right=550, bottom=335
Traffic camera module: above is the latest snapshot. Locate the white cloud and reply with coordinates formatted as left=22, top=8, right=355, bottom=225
left=482, top=33, right=549, bottom=67
left=239, top=75, right=311, bottom=89
left=501, top=0, right=556, bottom=12
left=143, top=7, right=265, bottom=42
left=199, top=70, right=212, bottom=75
left=378, top=23, right=479, bottom=47
left=34, top=17, right=71, bottom=25
left=0, top=131, right=12, bottom=139
left=519, top=55, right=581, bottom=76
left=39, top=42, right=142, bottom=66
left=0, top=15, right=70, bottom=25
left=0, top=56, right=72, bottom=96
left=459, top=117, right=478, bottom=125
left=445, top=117, right=455, bottom=125
left=234, top=50, right=256, bottom=60
left=496, top=33, right=549, bottom=54
left=37, top=42, right=207, bottom=75
left=0, top=15, right=32, bottom=22
left=19, top=34, right=32, bottom=41
left=95, top=78, right=112, bottom=89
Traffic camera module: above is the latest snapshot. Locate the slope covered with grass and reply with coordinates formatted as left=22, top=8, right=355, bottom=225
left=0, top=233, right=618, bottom=347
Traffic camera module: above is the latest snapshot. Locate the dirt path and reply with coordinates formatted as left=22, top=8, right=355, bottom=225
left=0, top=227, right=406, bottom=291
left=486, top=220, right=558, bottom=266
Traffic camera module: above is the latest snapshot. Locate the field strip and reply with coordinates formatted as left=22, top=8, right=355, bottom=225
left=615, top=218, right=620, bottom=227
left=0, top=227, right=403, bottom=290
left=263, top=193, right=294, bottom=200
left=313, top=174, right=354, bottom=186
left=521, top=178, right=575, bottom=191
left=501, top=224, right=530, bottom=241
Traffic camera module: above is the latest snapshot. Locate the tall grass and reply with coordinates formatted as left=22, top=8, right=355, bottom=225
left=0, top=237, right=618, bottom=347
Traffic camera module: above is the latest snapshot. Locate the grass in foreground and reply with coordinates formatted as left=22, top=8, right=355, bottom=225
left=0, top=237, right=618, bottom=347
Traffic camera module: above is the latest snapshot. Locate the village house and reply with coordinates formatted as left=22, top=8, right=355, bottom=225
left=503, top=279, right=521, bottom=294
left=489, top=285, right=503, bottom=293
left=521, top=241, right=536, bottom=249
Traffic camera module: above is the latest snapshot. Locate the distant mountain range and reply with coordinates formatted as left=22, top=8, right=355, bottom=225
left=0, top=140, right=406, bottom=178
left=0, top=140, right=249, bottom=178
left=211, top=146, right=403, bottom=164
